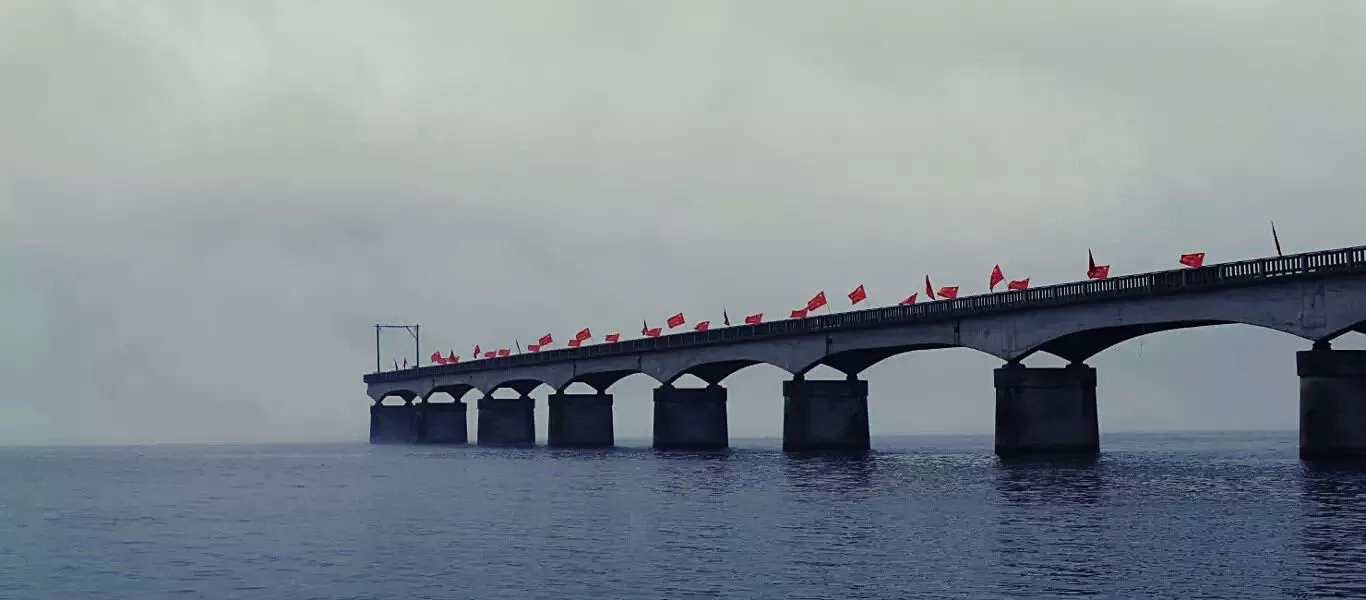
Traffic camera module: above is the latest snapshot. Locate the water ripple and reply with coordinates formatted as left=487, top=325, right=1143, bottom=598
left=2, top=433, right=1366, bottom=598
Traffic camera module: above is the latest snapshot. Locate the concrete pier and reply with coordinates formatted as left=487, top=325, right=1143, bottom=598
left=547, top=393, right=614, bottom=448
left=477, top=397, right=536, bottom=446
left=994, top=363, right=1099, bottom=456
left=417, top=401, right=468, bottom=444
left=1299, top=349, right=1366, bottom=460
left=782, top=378, right=870, bottom=452
left=653, top=386, right=729, bottom=450
left=370, top=404, right=418, bottom=444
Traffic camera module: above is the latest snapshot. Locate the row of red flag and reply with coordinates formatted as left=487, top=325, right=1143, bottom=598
left=389, top=247, right=1224, bottom=370
left=391, top=223, right=1292, bottom=370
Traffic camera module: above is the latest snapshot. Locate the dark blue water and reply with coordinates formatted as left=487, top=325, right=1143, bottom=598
left=2, top=432, right=1365, bottom=599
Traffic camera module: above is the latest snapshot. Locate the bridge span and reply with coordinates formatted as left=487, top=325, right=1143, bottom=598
left=363, top=245, right=1366, bottom=459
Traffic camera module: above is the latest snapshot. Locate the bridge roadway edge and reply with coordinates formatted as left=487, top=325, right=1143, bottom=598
left=362, top=246, right=1366, bottom=458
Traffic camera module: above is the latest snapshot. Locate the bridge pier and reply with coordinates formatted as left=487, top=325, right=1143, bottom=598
left=994, top=363, right=1099, bottom=456
left=1299, top=349, right=1366, bottom=460
left=370, top=402, right=419, bottom=444
left=653, top=385, right=729, bottom=450
left=416, top=401, right=468, bottom=444
left=547, top=392, right=614, bottom=448
left=477, top=396, right=536, bottom=446
left=782, top=378, right=870, bottom=452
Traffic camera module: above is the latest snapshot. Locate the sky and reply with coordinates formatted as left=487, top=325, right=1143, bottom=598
left=2, top=1, right=1365, bottom=445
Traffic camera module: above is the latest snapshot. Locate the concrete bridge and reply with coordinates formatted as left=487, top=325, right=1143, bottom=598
left=363, top=245, right=1366, bottom=459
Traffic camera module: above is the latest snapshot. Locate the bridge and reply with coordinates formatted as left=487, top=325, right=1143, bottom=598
left=364, top=245, right=1366, bottom=459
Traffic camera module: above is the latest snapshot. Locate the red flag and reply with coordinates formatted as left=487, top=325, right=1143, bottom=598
left=538, top=333, right=553, bottom=346
left=574, top=327, right=591, bottom=341
left=568, top=339, right=582, bottom=348
left=790, top=308, right=808, bottom=319
left=900, top=293, right=918, bottom=305
left=723, top=310, right=731, bottom=326
left=644, top=327, right=662, bottom=337
left=447, top=351, right=457, bottom=363
left=989, top=265, right=1005, bottom=291
left=806, top=291, right=828, bottom=311
left=528, top=344, right=541, bottom=352
left=925, top=276, right=936, bottom=300
left=1087, top=249, right=1110, bottom=279
left=497, top=349, right=510, bottom=357
left=483, top=351, right=496, bottom=359
left=605, top=333, right=621, bottom=343
left=848, top=284, right=867, bottom=305
left=938, top=286, right=960, bottom=299
left=431, top=351, right=447, bottom=365
left=1007, top=278, right=1030, bottom=290
left=402, top=358, right=409, bottom=369
left=694, top=321, right=710, bottom=331
left=1179, top=252, right=1205, bottom=268
left=1272, top=221, right=1283, bottom=257
left=667, top=313, right=686, bottom=329
left=744, top=313, right=763, bottom=325
left=472, top=344, right=481, bottom=359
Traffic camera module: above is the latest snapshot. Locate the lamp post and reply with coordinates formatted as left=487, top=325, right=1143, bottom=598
left=375, top=323, right=421, bottom=373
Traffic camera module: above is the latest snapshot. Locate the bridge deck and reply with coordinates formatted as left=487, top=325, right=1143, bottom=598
left=365, top=245, right=1366, bottom=384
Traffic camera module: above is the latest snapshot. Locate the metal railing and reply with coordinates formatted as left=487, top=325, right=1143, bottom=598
left=365, top=245, right=1366, bottom=383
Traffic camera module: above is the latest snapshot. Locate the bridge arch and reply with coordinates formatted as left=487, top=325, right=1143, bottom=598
left=671, top=359, right=796, bottom=386
left=803, top=342, right=970, bottom=376
left=484, top=378, right=552, bottom=397
left=463, top=362, right=575, bottom=396
left=1028, top=320, right=1250, bottom=362
left=425, top=383, right=476, bottom=403
left=566, top=369, right=658, bottom=392
left=374, top=388, right=420, bottom=405
left=943, top=279, right=1366, bottom=362
left=642, top=335, right=827, bottom=385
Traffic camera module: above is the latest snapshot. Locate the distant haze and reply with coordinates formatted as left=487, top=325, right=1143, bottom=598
left=2, top=1, right=1364, bottom=445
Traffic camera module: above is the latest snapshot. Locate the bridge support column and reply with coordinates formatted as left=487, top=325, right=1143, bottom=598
left=547, top=393, right=614, bottom=448
left=416, top=401, right=468, bottom=444
left=370, top=403, right=419, bottom=444
left=994, top=363, right=1099, bottom=456
left=653, top=385, right=728, bottom=450
left=782, top=378, right=870, bottom=452
left=477, top=397, right=536, bottom=446
left=1299, top=349, right=1366, bottom=460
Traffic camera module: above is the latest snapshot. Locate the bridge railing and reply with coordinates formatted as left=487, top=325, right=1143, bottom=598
left=366, top=245, right=1366, bottom=381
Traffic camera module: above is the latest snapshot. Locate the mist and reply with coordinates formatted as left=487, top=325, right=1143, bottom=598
left=2, top=1, right=1365, bottom=445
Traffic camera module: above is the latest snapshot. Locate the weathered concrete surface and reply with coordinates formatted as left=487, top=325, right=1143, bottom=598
left=652, top=386, right=728, bottom=450
left=994, top=363, right=1099, bottom=456
left=782, top=379, right=870, bottom=452
left=417, top=402, right=467, bottom=444
left=547, top=393, right=614, bottom=448
left=476, top=397, right=535, bottom=446
left=1299, top=350, right=1366, bottom=460
left=370, top=404, right=418, bottom=444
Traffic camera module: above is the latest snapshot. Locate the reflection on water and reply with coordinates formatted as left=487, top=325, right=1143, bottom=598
left=1297, top=464, right=1366, bottom=598
left=992, top=456, right=1109, bottom=597
left=8, top=433, right=1366, bottom=599
left=995, top=455, right=1103, bottom=506
left=781, top=451, right=877, bottom=498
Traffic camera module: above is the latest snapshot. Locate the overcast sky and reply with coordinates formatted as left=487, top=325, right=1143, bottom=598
left=2, top=1, right=1364, bottom=445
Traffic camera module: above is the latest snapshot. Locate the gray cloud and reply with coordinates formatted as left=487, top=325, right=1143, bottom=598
left=2, top=1, right=1364, bottom=444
